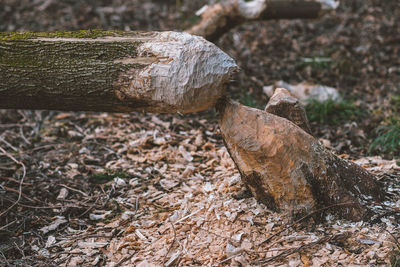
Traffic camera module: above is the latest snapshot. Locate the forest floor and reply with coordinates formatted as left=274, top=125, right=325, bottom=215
left=0, top=0, right=399, bottom=266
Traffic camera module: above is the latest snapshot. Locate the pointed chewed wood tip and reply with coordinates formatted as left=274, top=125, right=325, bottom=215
left=265, top=87, right=313, bottom=135
left=117, top=31, right=239, bottom=114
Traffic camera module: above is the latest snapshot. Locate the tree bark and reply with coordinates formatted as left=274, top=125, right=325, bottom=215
left=188, top=0, right=339, bottom=41
left=0, top=30, right=237, bottom=113
left=218, top=97, right=384, bottom=221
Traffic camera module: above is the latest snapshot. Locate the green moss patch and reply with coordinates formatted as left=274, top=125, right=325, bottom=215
left=89, top=170, right=130, bottom=184
left=0, top=29, right=143, bottom=41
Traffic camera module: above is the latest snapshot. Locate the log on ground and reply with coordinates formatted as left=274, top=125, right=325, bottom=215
left=188, top=0, right=339, bottom=41
left=218, top=98, right=384, bottom=221
left=0, top=30, right=237, bottom=113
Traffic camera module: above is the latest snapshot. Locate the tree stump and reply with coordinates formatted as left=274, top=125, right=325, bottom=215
left=218, top=97, right=384, bottom=221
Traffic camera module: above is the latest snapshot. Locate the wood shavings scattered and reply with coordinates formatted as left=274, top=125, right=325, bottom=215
left=1, top=111, right=398, bottom=266
left=39, top=216, right=67, bottom=234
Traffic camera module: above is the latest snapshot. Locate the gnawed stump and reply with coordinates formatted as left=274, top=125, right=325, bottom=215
left=265, top=88, right=312, bottom=135
left=218, top=98, right=384, bottom=221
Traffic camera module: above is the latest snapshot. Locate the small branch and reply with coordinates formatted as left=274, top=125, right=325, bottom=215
left=2, top=185, right=36, bottom=202
left=163, top=219, right=178, bottom=265
left=0, top=250, right=11, bottom=267
left=114, top=252, right=138, bottom=267
left=0, top=137, right=18, bottom=152
left=0, top=219, right=18, bottom=231
left=59, top=184, right=88, bottom=197
left=254, top=233, right=344, bottom=265
left=16, top=203, right=81, bottom=209
left=0, top=176, right=32, bottom=185
left=19, top=126, right=31, bottom=145
left=0, top=146, right=26, bottom=218
left=134, top=195, right=139, bottom=216
left=386, top=230, right=400, bottom=248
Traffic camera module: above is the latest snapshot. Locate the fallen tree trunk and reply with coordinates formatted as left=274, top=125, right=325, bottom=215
left=0, top=30, right=237, bottom=113
left=188, top=0, right=339, bottom=41
left=218, top=97, right=384, bottom=221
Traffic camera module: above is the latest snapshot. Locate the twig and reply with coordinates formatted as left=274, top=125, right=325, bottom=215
left=263, top=246, right=302, bottom=252
left=31, top=144, right=62, bottom=152
left=0, top=176, right=32, bottom=185
left=2, top=185, right=36, bottom=202
left=19, top=126, right=31, bottom=145
left=77, top=197, right=100, bottom=218
left=219, top=249, right=246, bottom=264
left=134, top=195, right=139, bottom=216
left=369, top=201, right=400, bottom=223
left=63, top=255, right=72, bottom=267
left=0, top=137, right=18, bottom=152
left=370, top=201, right=400, bottom=211
left=371, top=210, right=400, bottom=224
left=16, top=203, right=80, bottom=209
left=101, top=185, right=115, bottom=208
left=122, top=195, right=140, bottom=216
left=164, top=219, right=178, bottom=265
left=114, top=251, right=138, bottom=267
left=56, top=251, right=86, bottom=256
left=159, top=209, right=204, bottom=235
left=64, top=233, right=112, bottom=244
left=0, top=123, right=33, bottom=128
left=257, top=202, right=358, bottom=246
left=0, top=250, right=11, bottom=267
left=0, top=146, right=26, bottom=218
left=174, top=208, right=203, bottom=224
left=17, top=110, right=28, bottom=121
left=59, top=184, right=88, bottom=197
left=85, top=141, right=116, bottom=154
left=0, top=219, right=18, bottom=231
left=261, top=235, right=313, bottom=253
left=386, top=230, right=400, bottom=248
left=13, top=241, right=25, bottom=258
left=254, top=234, right=339, bottom=265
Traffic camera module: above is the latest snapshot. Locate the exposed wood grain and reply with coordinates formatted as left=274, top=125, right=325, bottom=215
left=0, top=30, right=237, bottom=113
left=218, top=98, right=384, bottom=221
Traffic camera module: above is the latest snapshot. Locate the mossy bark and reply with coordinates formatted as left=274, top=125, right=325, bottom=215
left=0, top=30, right=237, bottom=113
left=1, top=31, right=147, bottom=112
